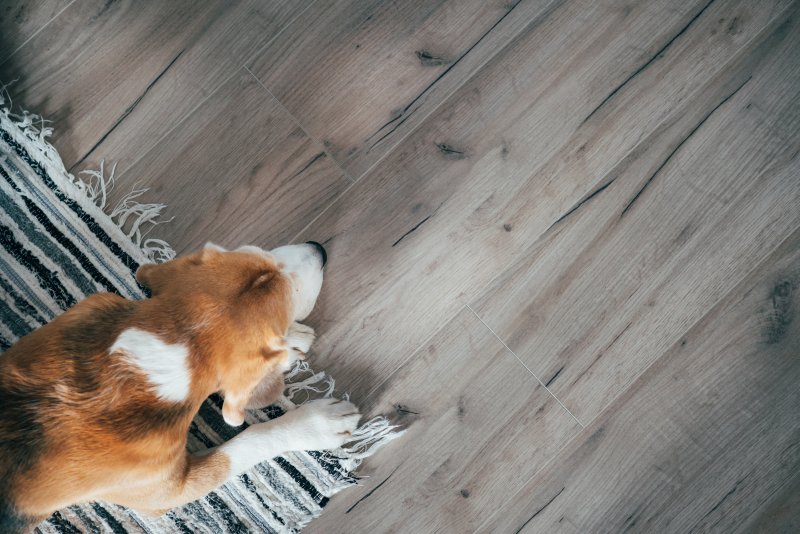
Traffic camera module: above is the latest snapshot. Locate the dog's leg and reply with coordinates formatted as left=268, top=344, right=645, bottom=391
left=246, top=322, right=316, bottom=409
left=245, top=373, right=285, bottom=409
left=284, top=322, right=315, bottom=366
left=155, top=398, right=359, bottom=510
left=222, top=397, right=358, bottom=474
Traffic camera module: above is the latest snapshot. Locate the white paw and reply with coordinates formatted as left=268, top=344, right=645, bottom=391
left=280, top=398, right=361, bottom=452
left=285, top=322, right=315, bottom=363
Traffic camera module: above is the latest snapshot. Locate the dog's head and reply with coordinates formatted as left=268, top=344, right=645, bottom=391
left=135, top=242, right=326, bottom=425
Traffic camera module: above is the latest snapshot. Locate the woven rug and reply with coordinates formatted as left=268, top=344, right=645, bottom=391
left=0, top=93, right=399, bottom=533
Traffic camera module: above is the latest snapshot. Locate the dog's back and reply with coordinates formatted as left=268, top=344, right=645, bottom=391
left=0, top=293, right=151, bottom=529
left=0, top=341, right=50, bottom=532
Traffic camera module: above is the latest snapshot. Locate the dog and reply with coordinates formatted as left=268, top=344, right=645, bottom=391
left=0, top=242, right=361, bottom=532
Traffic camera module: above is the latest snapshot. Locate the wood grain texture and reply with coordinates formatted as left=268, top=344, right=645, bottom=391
left=0, top=0, right=220, bottom=166
left=1, top=0, right=797, bottom=530
left=741, top=470, right=800, bottom=534
left=0, top=0, right=311, bottom=172
left=474, top=226, right=800, bottom=533
left=293, top=0, right=793, bottom=402
left=104, top=69, right=351, bottom=254
left=247, top=0, right=562, bottom=178
left=471, top=0, right=800, bottom=423
left=0, top=0, right=72, bottom=64
left=305, top=307, right=581, bottom=533
left=65, top=0, right=313, bottom=177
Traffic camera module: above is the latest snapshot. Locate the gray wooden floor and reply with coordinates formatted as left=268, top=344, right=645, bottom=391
left=2, top=1, right=799, bottom=532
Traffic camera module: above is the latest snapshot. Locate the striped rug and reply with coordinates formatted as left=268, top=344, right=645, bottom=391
left=0, top=94, right=399, bottom=533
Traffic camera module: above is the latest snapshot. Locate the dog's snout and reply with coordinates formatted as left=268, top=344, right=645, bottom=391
left=269, top=242, right=325, bottom=320
left=306, top=241, right=327, bottom=267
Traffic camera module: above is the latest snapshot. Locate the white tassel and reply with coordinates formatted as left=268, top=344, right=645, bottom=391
left=75, top=160, right=116, bottom=209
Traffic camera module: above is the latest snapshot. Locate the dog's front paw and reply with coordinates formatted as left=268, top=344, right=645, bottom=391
left=280, top=398, right=361, bottom=451
left=285, top=322, right=315, bottom=363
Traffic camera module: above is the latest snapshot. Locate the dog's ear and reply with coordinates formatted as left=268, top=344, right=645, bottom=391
left=250, top=271, right=278, bottom=291
left=135, top=262, right=171, bottom=296
left=188, top=242, right=226, bottom=265
left=202, top=242, right=226, bottom=259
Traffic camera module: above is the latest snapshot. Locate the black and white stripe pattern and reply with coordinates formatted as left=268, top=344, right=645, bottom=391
left=0, top=97, right=399, bottom=533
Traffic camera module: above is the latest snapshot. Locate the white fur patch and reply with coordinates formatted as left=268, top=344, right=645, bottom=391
left=110, top=328, right=191, bottom=402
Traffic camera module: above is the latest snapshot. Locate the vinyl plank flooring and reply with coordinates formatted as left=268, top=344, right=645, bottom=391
left=0, top=0, right=72, bottom=63
left=741, top=470, right=800, bottom=534
left=470, top=5, right=800, bottom=423
left=0, top=0, right=796, bottom=530
left=0, top=0, right=221, bottom=166
left=290, top=0, right=793, bottom=402
left=246, top=0, right=562, bottom=178
left=474, top=226, right=800, bottom=533
left=0, top=0, right=311, bottom=171
left=104, top=69, right=351, bottom=254
left=65, top=0, right=314, bottom=176
left=304, top=307, right=582, bottom=533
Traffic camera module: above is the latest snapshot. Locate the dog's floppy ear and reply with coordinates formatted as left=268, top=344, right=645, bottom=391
left=135, top=262, right=170, bottom=295
left=250, top=271, right=278, bottom=291
left=200, top=242, right=226, bottom=260
left=189, top=242, right=226, bottom=265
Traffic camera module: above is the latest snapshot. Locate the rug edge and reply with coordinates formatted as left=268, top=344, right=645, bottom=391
left=0, top=89, right=175, bottom=265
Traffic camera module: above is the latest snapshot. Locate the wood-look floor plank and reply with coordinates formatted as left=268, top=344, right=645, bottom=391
left=247, top=0, right=561, bottom=178
left=0, top=0, right=311, bottom=172
left=66, top=0, right=313, bottom=177
left=105, top=69, right=351, bottom=254
left=305, top=307, right=581, bottom=533
left=474, top=226, right=800, bottom=533
left=741, top=470, right=800, bottom=533
left=0, top=0, right=222, bottom=166
left=0, top=0, right=71, bottom=63
left=290, top=0, right=792, bottom=402
left=471, top=5, right=800, bottom=423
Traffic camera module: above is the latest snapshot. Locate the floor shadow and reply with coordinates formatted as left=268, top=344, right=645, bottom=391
left=0, top=2, right=75, bottom=158
left=0, top=3, right=24, bottom=105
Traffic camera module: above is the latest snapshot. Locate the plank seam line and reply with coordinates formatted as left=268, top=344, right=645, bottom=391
left=466, top=303, right=585, bottom=429
left=95, top=0, right=319, bottom=184
left=266, top=1, right=567, bottom=245
left=464, top=0, right=798, bottom=330
left=351, top=0, right=567, bottom=184
left=243, top=64, right=357, bottom=184
left=474, top=221, right=800, bottom=532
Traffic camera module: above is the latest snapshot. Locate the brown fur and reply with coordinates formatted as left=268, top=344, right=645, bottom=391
left=0, top=247, right=294, bottom=527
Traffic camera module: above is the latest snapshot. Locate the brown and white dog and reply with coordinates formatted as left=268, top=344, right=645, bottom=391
left=0, top=242, right=360, bottom=532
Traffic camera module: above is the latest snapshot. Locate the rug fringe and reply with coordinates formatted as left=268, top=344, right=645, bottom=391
left=87, top=163, right=176, bottom=263
left=0, top=88, right=176, bottom=264
left=281, top=361, right=405, bottom=473
left=339, top=417, right=404, bottom=471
